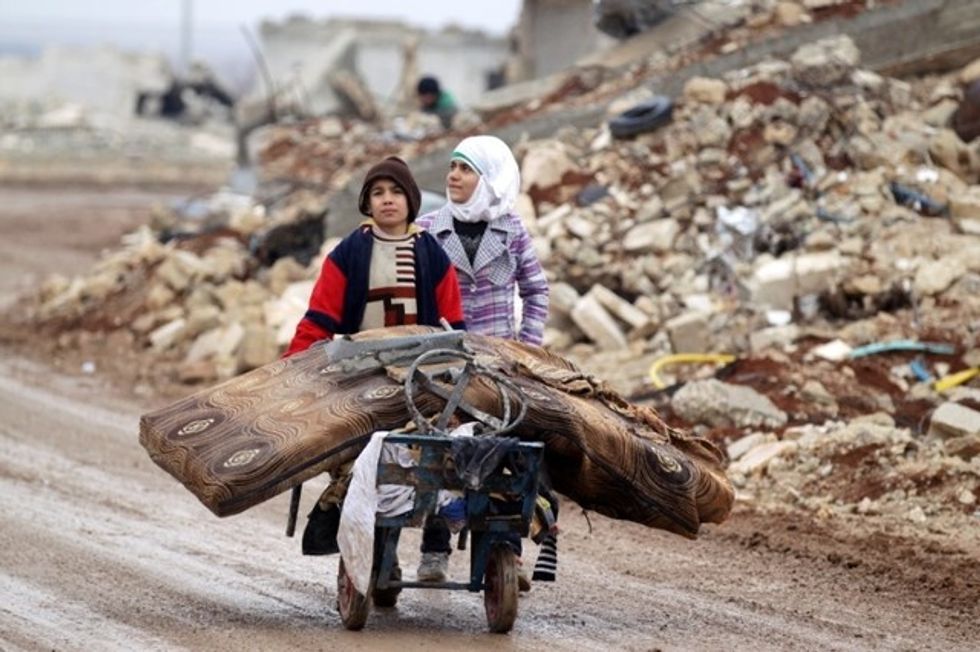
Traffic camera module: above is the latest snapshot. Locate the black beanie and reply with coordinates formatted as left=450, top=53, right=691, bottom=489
left=358, top=156, right=422, bottom=222
left=417, top=76, right=440, bottom=96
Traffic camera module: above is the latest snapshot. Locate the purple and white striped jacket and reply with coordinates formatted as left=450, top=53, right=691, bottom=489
left=417, top=207, right=549, bottom=345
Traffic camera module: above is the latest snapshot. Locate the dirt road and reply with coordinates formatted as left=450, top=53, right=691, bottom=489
left=1, top=185, right=977, bottom=651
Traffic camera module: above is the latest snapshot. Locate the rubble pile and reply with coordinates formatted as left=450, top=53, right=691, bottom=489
left=732, top=407, right=980, bottom=530
left=521, top=37, right=980, bottom=363
left=28, top=193, right=333, bottom=385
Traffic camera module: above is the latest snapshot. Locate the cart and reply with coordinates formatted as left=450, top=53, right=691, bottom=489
left=334, top=345, right=544, bottom=633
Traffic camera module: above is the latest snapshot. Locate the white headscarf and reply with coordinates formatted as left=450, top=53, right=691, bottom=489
left=447, top=135, right=521, bottom=224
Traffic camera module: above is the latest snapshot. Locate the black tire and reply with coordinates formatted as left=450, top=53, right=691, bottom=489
left=608, top=96, right=673, bottom=139
left=484, top=545, right=519, bottom=634
left=337, top=557, right=370, bottom=630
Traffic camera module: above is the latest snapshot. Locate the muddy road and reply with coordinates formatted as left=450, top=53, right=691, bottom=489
left=1, top=184, right=977, bottom=651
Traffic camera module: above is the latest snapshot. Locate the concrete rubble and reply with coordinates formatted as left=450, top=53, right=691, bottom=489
left=12, top=17, right=980, bottom=533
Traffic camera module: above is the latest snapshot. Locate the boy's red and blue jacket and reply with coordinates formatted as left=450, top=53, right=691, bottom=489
left=284, top=223, right=466, bottom=356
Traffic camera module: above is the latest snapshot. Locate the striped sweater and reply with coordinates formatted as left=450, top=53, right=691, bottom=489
left=416, top=207, right=549, bottom=345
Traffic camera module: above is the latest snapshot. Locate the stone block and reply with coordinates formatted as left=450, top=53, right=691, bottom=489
left=570, top=294, right=628, bottom=351
left=149, top=318, right=187, bottom=352
left=623, top=218, right=679, bottom=254
left=683, top=77, right=728, bottom=105
left=589, top=285, right=650, bottom=329
left=729, top=441, right=798, bottom=475
left=672, top=379, right=788, bottom=429
left=928, top=402, right=980, bottom=439
left=665, top=311, right=709, bottom=354
left=751, top=251, right=847, bottom=310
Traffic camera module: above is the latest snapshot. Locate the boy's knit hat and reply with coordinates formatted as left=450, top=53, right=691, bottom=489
left=358, top=156, right=421, bottom=222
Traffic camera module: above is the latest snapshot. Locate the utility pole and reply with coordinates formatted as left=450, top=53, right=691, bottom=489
left=180, top=0, right=193, bottom=76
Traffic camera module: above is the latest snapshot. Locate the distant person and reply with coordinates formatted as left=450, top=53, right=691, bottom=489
left=416, top=75, right=458, bottom=130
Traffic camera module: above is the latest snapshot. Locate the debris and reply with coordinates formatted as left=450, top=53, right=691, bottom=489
left=608, top=96, right=673, bottom=139
left=848, top=340, right=956, bottom=359
left=935, top=368, right=980, bottom=393
left=889, top=182, right=949, bottom=217
left=665, top=312, right=711, bottom=355
left=928, top=402, right=980, bottom=439
left=570, top=294, right=629, bottom=351
left=648, top=353, right=736, bottom=390
left=671, top=379, right=788, bottom=430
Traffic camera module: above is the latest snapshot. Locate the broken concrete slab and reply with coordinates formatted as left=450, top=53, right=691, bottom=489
left=589, top=284, right=650, bottom=330
left=928, top=402, right=980, bottom=439
left=751, top=251, right=849, bottom=310
left=672, top=379, right=788, bottom=430
left=570, top=293, right=628, bottom=351
left=665, top=311, right=710, bottom=354
left=729, top=440, right=799, bottom=476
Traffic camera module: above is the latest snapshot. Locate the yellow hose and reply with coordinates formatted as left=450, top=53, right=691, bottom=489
left=648, top=353, right=736, bottom=389
left=934, top=367, right=980, bottom=393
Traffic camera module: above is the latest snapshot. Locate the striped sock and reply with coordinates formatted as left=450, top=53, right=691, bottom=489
left=531, top=533, right=557, bottom=582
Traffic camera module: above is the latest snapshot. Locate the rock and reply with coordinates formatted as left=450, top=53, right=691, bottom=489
left=622, top=218, right=679, bottom=254
left=154, top=250, right=207, bottom=293
left=959, top=56, right=980, bottom=85
left=790, top=35, right=860, bottom=88
left=145, top=283, right=176, bottom=311
left=929, top=129, right=978, bottom=182
left=201, top=243, right=248, bottom=283
left=634, top=196, right=664, bottom=223
left=664, top=311, right=710, bottom=354
left=852, top=412, right=896, bottom=428
left=957, top=488, right=978, bottom=505
left=186, top=322, right=245, bottom=362
left=907, top=506, right=927, bottom=524
left=672, top=379, right=788, bottom=429
left=914, top=258, right=966, bottom=296
left=265, top=281, right=314, bottom=347
left=265, top=256, right=310, bottom=295
left=570, top=294, right=628, bottom=351
left=238, top=326, right=279, bottom=371
left=921, top=99, right=959, bottom=128
left=729, top=441, right=798, bottom=475
left=521, top=140, right=578, bottom=193
left=549, top=282, right=581, bottom=317
left=588, top=285, right=649, bottom=329
left=184, top=305, right=222, bottom=338
left=775, top=2, right=809, bottom=27
left=148, top=318, right=187, bottom=352
left=801, top=379, right=835, bottom=405
left=515, top=193, right=537, bottom=227
left=178, top=359, right=220, bottom=383
left=929, top=402, right=980, bottom=439
left=683, top=77, right=728, bottom=105
left=565, top=214, right=597, bottom=239
left=950, top=188, right=980, bottom=234
left=945, top=435, right=980, bottom=461
left=691, top=109, right=732, bottom=148
left=750, top=324, right=800, bottom=351
left=751, top=251, right=848, bottom=310
left=727, top=432, right=767, bottom=461
left=763, top=121, right=797, bottom=146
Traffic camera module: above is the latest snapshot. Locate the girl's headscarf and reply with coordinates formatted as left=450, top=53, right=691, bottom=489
left=447, top=135, right=521, bottom=223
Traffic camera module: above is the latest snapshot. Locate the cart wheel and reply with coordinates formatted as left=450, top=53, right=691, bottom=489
left=484, top=545, right=518, bottom=633
left=336, top=557, right=370, bottom=630
left=372, top=564, right=401, bottom=608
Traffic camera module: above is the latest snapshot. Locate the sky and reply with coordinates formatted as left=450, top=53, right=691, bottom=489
left=0, top=0, right=523, bottom=87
